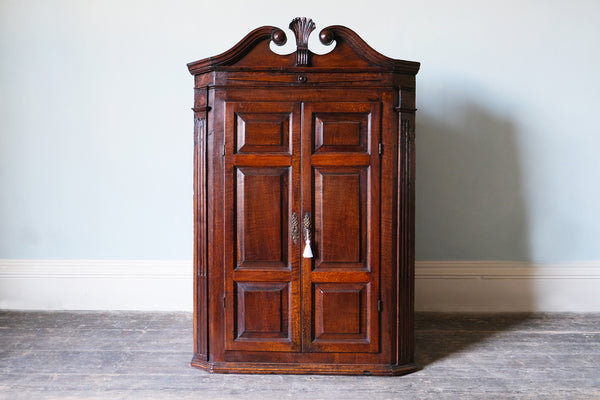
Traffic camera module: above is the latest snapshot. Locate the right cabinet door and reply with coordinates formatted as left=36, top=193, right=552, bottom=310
left=301, top=102, right=381, bottom=353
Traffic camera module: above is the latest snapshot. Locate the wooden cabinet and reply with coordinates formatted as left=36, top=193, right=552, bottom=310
left=188, top=18, right=419, bottom=375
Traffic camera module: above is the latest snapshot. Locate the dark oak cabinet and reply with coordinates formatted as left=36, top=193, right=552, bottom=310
left=188, top=18, right=419, bottom=375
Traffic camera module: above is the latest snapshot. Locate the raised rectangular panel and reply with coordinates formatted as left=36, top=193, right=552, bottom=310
left=227, top=281, right=298, bottom=351
left=235, top=167, right=289, bottom=270
left=313, top=112, right=370, bottom=154
left=236, top=282, right=289, bottom=338
left=314, top=167, right=368, bottom=270
left=309, top=282, right=376, bottom=352
left=236, top=112, right=291, bottom=154
left=315, top=284, right=363, bottom=336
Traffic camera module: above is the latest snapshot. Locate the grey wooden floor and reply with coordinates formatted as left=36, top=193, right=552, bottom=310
left=0, top=312, right=598, bottom=399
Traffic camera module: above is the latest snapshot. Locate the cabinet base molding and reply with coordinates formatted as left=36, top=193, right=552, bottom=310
left=191, top=356, right=418, bottom=376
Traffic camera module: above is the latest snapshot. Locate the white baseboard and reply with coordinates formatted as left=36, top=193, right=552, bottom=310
left=415, top=261, right=600, bottom=312
left=0, top=260, right=191, bottom=311
left=1, top=259, right=599, bottom=312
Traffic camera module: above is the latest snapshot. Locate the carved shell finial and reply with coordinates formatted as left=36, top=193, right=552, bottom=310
left=289, top=17, right=315, bottom=49
left=289, top=17, right=316, bottom=66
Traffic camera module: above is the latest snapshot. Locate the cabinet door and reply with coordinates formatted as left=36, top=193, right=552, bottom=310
left=223, top=102, right=301, bottom=352
left=301, top=102, right=381, bottom=353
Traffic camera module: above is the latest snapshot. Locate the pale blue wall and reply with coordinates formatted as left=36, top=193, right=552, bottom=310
left=1, top=0, right=599, bottom=262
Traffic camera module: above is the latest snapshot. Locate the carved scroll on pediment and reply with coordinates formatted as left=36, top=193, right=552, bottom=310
left=187, top=17, right=420, bottom=74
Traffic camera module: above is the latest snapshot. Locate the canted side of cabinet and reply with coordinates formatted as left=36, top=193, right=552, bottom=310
left=189, top=18, right=419, bottom=375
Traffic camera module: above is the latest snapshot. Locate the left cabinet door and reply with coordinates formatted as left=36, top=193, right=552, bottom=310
left=223, top=102, right=302, bottom=352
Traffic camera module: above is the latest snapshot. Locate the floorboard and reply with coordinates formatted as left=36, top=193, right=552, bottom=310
left=1, top=312, right=598, bottom=399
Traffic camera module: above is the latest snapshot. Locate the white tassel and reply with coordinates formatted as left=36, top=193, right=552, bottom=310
left=303, top=238, right=313, bottom=258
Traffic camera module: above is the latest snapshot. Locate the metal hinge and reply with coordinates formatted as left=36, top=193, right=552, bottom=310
left=378, top=143, right=383, bottom=155
left=222, top=142, right=225, bottom=156
left=223, top=295, right=226, bottom=309
left=377, top=299, right=382, bottom=312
